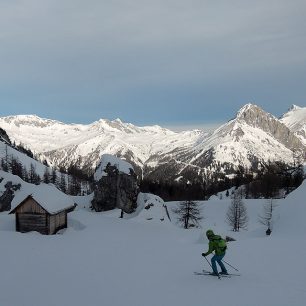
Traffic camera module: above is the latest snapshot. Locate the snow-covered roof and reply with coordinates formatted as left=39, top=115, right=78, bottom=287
left=94, top=154, right=134, bottom=181
left=10, top=183, right=76, bottom=215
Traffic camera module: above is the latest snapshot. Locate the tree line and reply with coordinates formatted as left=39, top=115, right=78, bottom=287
left=140, top=160, right=304, bottom=201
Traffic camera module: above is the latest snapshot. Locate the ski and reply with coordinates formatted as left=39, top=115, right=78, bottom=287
left=202, top=269, right=240, bottom=276
left=194, top=271, right=230, bottom=278
left=194, top=270, right=240, bottom=277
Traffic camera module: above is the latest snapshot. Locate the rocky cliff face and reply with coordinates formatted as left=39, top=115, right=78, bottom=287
left=236, top=104, right=304, bottom=151
left=0, top=128, right=11, bottom=145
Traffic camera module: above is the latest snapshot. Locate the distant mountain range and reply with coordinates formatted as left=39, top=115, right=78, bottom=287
left=0, top=104, right=305, bottom=181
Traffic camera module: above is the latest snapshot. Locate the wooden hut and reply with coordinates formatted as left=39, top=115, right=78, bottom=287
left=9, top=185, right=76, bottom=235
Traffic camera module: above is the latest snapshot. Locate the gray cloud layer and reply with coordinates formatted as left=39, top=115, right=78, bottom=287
left=0, top=0, right=305, bottom=125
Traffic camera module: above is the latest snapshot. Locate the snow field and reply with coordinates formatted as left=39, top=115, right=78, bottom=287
left=0, top=176, right=306, bottom=306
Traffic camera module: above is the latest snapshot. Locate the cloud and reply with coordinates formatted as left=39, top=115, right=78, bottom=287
left=0, top=0, right=305, bottom=124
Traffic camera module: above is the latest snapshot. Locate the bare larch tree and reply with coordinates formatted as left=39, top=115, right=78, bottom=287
left=226, top=192, right=248, bottom=231
left=258, top=198, right=278, bottom=235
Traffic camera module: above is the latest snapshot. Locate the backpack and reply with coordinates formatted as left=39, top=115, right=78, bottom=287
left=214, top=235, right=227, bottom=253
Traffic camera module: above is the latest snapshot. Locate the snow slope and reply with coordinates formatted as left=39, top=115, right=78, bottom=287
left=0, top=170, right=305, bottom=306
left=0, top=138, right=81, bottom=194
left=0, top=139, right=50, bottom=178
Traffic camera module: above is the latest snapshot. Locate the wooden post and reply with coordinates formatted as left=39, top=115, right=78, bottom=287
left=16, top=213, right=19, bottom=232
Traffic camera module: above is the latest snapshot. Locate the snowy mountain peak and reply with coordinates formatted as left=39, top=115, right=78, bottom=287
left=1, top=114, right=65, bottom=128
left=237, top=102, right=258, bottom=114
left=91, top=118, right=137, bottom=134
left=233, top=103, right=301, bottom=144
left=288, top=104, right=302, bottom=112
left=236, top=103, right=275, bottom=124
left=190, top=103, right=305, bottom=175
left=281, top=105, right=306, bottom=119
left=90, top=117, right=173, bottom=135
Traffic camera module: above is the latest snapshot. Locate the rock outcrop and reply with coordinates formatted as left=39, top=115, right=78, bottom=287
left=0, top=181, right=21, bottom=212
left=0, top=127, right=11, bottom=144
left=91, top=155, right=139, bottom=213
left=236, top=104, right=304, bottom=151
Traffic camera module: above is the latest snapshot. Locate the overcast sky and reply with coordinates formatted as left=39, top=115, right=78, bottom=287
left=0, top=0, right=305, bottom=130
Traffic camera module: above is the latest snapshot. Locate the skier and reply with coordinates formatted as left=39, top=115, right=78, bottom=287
left=202, top=229, right=228, bottom=276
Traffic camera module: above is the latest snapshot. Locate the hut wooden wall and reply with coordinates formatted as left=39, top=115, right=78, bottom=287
left=16, top=213, right=48, bottom=234
left=15, top=198, right=48, bottom=234
left=49, top=211, right=66, bottom=234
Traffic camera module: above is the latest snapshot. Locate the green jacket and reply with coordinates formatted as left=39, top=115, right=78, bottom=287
left=205, top=235, right=226, bottom=256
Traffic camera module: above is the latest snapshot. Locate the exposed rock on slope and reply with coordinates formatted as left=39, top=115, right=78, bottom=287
left=92, top=155, right=139, bottom=213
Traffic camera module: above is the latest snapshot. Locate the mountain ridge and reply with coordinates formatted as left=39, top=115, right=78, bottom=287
left=0, top=104, right=305, bottom=181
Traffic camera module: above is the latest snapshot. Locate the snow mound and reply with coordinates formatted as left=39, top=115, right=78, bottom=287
left=68, top=217, right=86, bottom=231
left=123, top=193, right=171, bottom=224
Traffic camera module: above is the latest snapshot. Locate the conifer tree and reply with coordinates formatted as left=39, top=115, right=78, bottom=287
left=173, top=200, right=203, bottom=229
left=43, top=167, right=50, bottom=184
left=29, top=163, right=37, bottom=184
left=51, top=168, right=57, bottom=185
left=59, top=173, right=67, bottom=193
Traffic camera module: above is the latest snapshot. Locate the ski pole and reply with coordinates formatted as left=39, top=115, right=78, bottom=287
left=222, top=259, right=239, bottom=272
left=203, top=255, right=221, bottom=279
